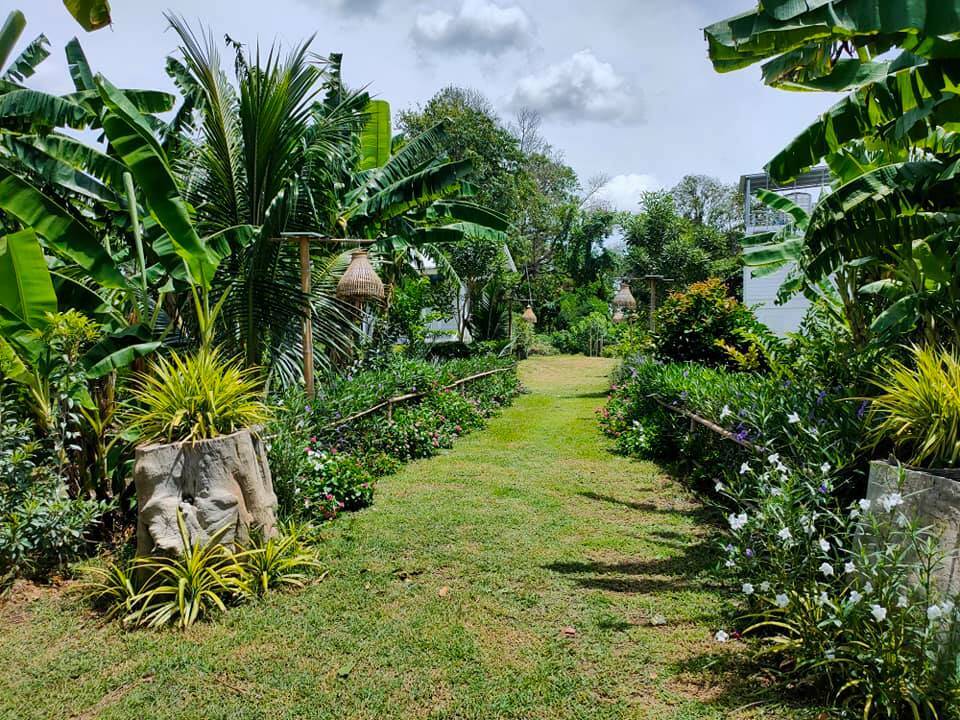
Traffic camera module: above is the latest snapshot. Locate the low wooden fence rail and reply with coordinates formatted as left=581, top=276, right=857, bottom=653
left=323, top=367, right=515, bottom=431
left=648, top=394, right=767, bottom=455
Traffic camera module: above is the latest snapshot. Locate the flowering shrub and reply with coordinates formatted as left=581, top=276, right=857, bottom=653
left=289, top=443, right=375, bottom=520
left=654, top=278, right=765, bottom=368
left=600, top=356, right=868, bottom=482
left=717, top=458, right=960, bottom=718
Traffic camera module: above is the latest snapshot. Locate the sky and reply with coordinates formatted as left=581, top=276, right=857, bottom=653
left=16, top=0, right=838, bottom=212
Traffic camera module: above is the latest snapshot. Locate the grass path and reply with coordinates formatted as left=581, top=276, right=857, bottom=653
left=0, top=356, right=802, bottom=719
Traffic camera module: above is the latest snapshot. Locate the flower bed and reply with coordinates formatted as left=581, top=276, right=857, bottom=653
left=599, top=354, right=960, bottom=717
left=268, top=355, right=521, bottom=522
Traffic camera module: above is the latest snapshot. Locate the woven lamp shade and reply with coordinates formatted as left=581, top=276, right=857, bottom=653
left=337, top=249, right=385, bottom=304
left=522, top=305, right=538, bottom=325
left=612, top=308, right=626, bottom=324
left=613, top=282, right=637, bottom=311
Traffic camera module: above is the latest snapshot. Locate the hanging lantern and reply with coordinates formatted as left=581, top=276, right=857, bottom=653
left=613, top=281, right=637, bottom=311
left=336, top=249, right=385, bottom=304
left=522, top=305, right=538, bottom=325
left=612, top=308, right=626, bottom=324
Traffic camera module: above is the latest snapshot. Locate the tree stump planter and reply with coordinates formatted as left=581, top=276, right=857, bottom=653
left=133, top=428, right=278, bottom=556
left=867, top=459, right=960, bottom=596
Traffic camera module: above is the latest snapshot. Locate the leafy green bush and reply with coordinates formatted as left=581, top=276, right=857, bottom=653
left=127, top=347, right=269, bottom=443
left=654, top=278, right=761, bottom=367
left=551, top=312, right=613, bottom=356
left=0, top=391, right=105, bottom=583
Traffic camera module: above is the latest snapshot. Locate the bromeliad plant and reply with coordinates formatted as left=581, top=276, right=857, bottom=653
left=127, top=345, right=268, bottom=444
left=77, top=514, right=324, bottom=628
left=868, top=344, right=960, bottom=468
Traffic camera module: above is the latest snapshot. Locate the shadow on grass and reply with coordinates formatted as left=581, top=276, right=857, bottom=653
left=664, top=650, right=827, bottom=718
left=544, top=545, right=721, bottom=594
left=578, top=491, right=715, bottom=522
left=558, top=390, right=611, bottom=400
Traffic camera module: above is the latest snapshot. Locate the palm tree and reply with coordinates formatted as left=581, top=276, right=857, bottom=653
left=166, top=16, right=511, bottom=382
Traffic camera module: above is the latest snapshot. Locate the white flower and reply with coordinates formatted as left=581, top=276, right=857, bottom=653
left=725, top=559, right=736, bottom=568
left=928, top=605, right=944, bottom=621
left=849, top=508, right=861, bottom=520
left=715, top=481, right=725, bottom=493
left=742, top=583, right=754, bottom=596
left=770, top=487, right=783, bottom=497
left=820, top=462, right=832, bottom=474
left=818, top=591, right=829, bottom=605
left=767, top=453, right=781, bottom=465
left=720, top=405, right=732, bottom=420
left=759, top=581, right=771, bottom=592
left=777, top=527, right=793, bottom=541
left=715, top=630, right=730, bottom=643
left=858, top=498, right=872, bottom=512
left=819, top=538, right=831, bottom=552
left=728, top=513, right=748, bottom=531
left=849, top=591, right=862, bottom=605
left=863, top=582, right=873, bottom=594
left=942, top=600, right=956, bottom=615
left=870, top=604, right=887, bottom=622
left=844, top=562, right=856, bottom=574
left=879, top=493, right=904, bottom=512
left=896, top=513, right=909, bottom=528
left=740, top=462, right=751, bottom=475
left=787, top=412, right=801, bottom=424
left=897, top=595, right=909, bottom=608
left=819, top=562, right=835, bottom=577
left=775, top=593, right=790, bottom=609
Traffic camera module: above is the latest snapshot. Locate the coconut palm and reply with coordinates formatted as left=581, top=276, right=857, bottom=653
left=166, top=16, right=510, bottom=382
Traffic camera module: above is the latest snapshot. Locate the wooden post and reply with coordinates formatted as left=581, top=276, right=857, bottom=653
left=299, top=236, right=314, bottom=397
left=647, top=276, right=658, bottom=334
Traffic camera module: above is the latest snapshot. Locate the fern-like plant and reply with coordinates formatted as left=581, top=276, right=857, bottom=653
left=869, top=345, right=960, bottom=467
left=127, top=516, right=251, bottom=628
left=240, top=524, right=323, bottom=596
left=127, top=346, right=269, bottom=444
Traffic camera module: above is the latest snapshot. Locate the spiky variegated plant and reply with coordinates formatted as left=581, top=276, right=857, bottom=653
left=710, top=1, right=960, bottom=345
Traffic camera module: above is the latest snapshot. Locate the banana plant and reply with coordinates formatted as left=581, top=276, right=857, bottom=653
left=708, top=1, right=960, bottom=347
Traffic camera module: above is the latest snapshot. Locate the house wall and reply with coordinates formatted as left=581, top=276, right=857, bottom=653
left=743, top=264, right=809, bottom=336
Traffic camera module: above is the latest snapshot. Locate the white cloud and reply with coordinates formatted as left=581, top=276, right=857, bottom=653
left=596, top=174, right=660, bottom=211
left=507, top=49, right=640, bottom=124
left=412, top=0, right=533, bottom=54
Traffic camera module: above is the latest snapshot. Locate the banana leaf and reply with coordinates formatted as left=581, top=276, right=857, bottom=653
left=0, top=229, right=57, bottom=328
left=0, top=168, right=128, bottom=289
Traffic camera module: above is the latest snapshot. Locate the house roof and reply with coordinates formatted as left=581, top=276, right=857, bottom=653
left=739, top=167, right=831, bottom=196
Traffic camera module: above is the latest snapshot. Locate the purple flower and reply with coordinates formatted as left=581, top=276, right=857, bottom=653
left=819, top=483, right=829, bottom=494
left=745, top=548, right=754, bottom=558
left=305, top=405, right=312, bottom=413
left=857, top=400, right=870, bottom=419
left=816, top=390, right=827, bottom=405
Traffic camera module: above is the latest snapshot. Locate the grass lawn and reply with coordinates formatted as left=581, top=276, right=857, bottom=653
left=0, top=356, right=816, bottom=719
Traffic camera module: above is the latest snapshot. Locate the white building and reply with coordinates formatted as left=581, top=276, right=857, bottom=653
left=740, top=168, right=829, bottom=335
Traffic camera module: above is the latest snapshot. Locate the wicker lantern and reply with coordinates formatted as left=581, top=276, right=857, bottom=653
left=613, top=281, right=637, bottom=311
left=337, top=249, right=384, bottom=304
left=522, top=305, right=538, bottom=325
left=612, top=308, right=626, bottom=324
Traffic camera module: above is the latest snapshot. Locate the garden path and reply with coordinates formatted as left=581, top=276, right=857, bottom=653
left=0, top=356, right=804, bottom=719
